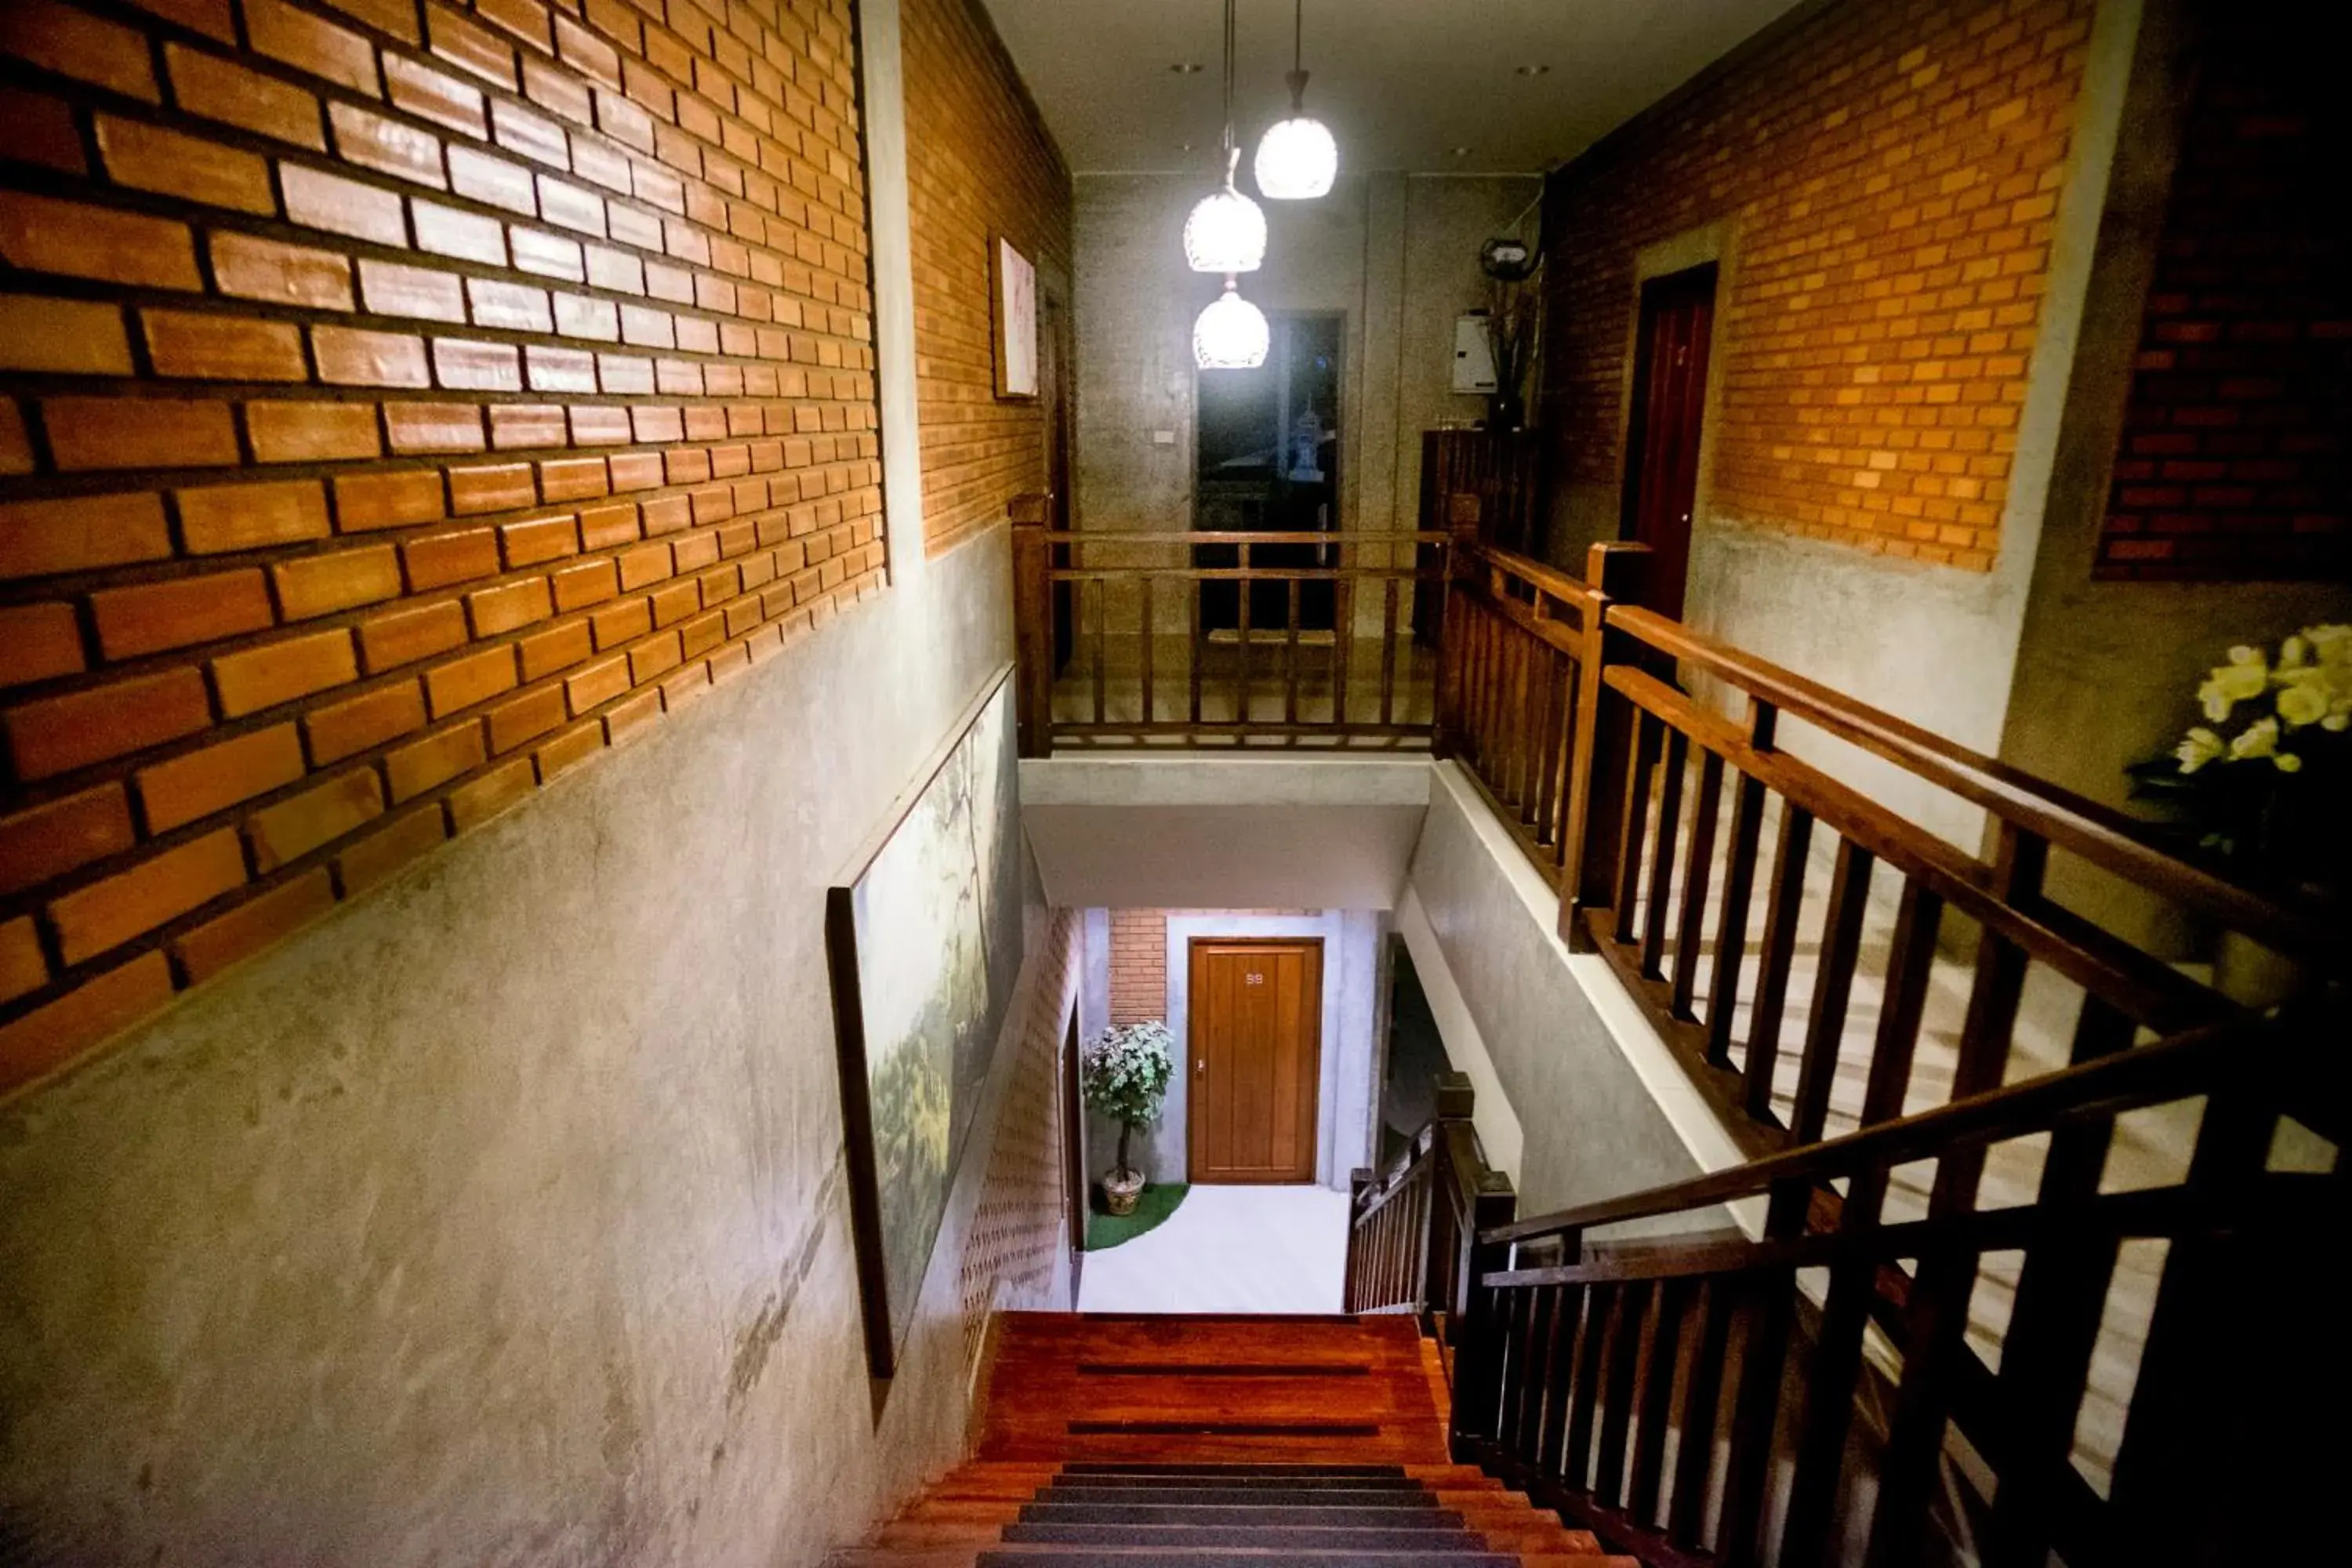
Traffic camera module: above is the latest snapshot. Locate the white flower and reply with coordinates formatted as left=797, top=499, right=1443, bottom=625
left=2176, top=727, right=2225, bottom=773
left=2279, top=635, right=2311, bottom=669
left=2274, top=750, right=2304, bottom=773
left=2229, top=716, right=2280, bottom=760
left=2198, top=680, right=2236, bottom=720
left=2211, top=662, right=2267, bottom=705
left=2227, top=644, right=2263, bottom=666
left=2278, top=681, right=2331, bottom=728
left=2303, top=623, right=2351, bottom=662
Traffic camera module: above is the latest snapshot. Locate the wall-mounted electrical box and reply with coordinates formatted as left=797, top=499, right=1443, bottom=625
left=1452, top=314, right=1497, bottom=394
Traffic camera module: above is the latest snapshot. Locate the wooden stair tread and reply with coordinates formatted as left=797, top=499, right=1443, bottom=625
left=837, top=1314, right=1618, bottom=1568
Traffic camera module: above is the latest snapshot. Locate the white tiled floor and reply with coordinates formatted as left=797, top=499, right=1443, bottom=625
left=1076, top=1183, right=1351, bottom=1314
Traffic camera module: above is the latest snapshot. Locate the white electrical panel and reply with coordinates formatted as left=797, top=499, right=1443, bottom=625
left=1453, top=314, right=1498, bottom=394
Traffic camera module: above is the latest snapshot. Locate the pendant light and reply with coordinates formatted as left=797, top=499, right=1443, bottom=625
left=1193, top=275, right=1270, bottom=369
left=1189, top=0, right=1267, bottom=368
left=1182, top=0, right=1265, bottom=274
left=1254, top=0, right=1337, bottom=200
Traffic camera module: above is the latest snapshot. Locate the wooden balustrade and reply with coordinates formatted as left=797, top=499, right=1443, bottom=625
left=1009, top=506, right=1449, bottom=752
left=1345, top=1072, right=1515, bottom=1373
left=1446, top=1014, right=2343, bottom=1566
left=1011, top=491, right=2341, bottom=1166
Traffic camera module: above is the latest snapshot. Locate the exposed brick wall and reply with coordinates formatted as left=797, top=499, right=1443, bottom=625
left=2092, top=7, right=2350, bottom=580
left=0, top=0, right=887, bottom=1093
left=1538, top=0, right=2095, bottom=569
left=957, top=902, right=1078, bottom=1365
left=900, top=0, right=1069, bottom=556
left=1105, top=906, right=1163, bottom=1025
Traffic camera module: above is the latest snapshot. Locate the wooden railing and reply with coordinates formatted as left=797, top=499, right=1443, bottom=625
left=1011, top=493, right=2342, bottom=1160
left=1444, top=1013, right=2342, bottom=1566
left=1011, top=501, right=1450, bottom=753
left=1345, top=1072, right=1515, bottom=1377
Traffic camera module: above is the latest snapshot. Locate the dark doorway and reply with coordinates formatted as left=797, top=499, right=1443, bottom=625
left=1195, top=313, right=1341, bottom=633
left=1378, top=936, right=1450, bottom=1169
left=1060, top=1009, right=1084, bottom=1301
left=1621, top=263, right=1716, bottom=620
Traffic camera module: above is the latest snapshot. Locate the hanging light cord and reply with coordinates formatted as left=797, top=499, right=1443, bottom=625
left=1288, top=0, right=1308, bottom=110
left=1221, top=0, right=1238, bottom=168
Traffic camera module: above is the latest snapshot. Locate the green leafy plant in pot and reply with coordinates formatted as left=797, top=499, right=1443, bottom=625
left=1081, top=1021, right=1174, bottom=1217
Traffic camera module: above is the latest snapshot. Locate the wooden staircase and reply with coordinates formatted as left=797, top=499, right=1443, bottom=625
left=834, top=1313, right=1631, bottom=1567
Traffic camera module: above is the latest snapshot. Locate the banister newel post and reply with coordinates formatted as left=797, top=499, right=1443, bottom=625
left=1009, top=494, right=1054, bottom=758
left=1432, top=493, right=1482, bottom=759
left=1558, top=539, right=1652, bottom=950
left=1343, top=1166, right=1373, bottom=1312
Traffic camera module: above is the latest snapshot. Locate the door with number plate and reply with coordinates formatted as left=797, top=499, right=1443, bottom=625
left=1187, top=938, right=1322, bottom=1183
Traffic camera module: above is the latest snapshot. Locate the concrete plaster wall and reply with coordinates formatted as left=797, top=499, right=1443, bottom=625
left=0, top=525, right=1063, bottom=1565
left=1401, top=768, right=1733, bottom=1223
left=1073, top=172, right=1542, bottom=546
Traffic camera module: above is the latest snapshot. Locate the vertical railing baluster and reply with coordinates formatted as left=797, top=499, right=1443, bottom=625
left=1139, top=575, right=1155, bottom=728
left=1610, top=713, right=1662, bottom=947
left=1739, top=796, right=1813, bottom=1121
left=1639, top=730, right=1690, bottom=977
left=1669, top=749, right=1726, bottom=1016
left=1788, top=837, right=1875, bottom=1143
left=1283, top=577, right=1301, bottom=730
left=1234, top=539, right=1252, bottom=731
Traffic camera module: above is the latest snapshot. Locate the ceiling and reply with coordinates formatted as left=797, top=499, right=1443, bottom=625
left=979, top=0, right=1806, bottom=177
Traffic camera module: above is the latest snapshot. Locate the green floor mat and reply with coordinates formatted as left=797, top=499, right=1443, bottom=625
left=1084, top=1182, right=1188, bottom=1250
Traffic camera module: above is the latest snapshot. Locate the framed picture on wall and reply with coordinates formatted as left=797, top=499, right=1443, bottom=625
left=825, top=664, right=1023, bottom=1381
left=992, top=236, right=1039, bottom=400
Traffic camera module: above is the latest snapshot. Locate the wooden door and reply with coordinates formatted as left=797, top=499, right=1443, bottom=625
left=1188, top=939, right=1322, bottom=1183
left=1621, top=263, right=1717, bottom=619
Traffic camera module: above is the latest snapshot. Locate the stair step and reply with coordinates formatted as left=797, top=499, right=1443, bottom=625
left=1020, top=1504, right=1462, bottom=1530
left=1061, top=1463, right=1408, bottom=1478
left=1005, top=1523, right=1488, bottom=1550
left=1032, top=1486, right=1440, bottom=1508
left=1051, top=1474, right=1428, bottom=1493
left=978, top=1552, right=1521, bottom=1568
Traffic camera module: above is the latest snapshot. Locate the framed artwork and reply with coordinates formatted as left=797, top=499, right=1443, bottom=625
left=826, top=665, right=1023, bottom=1379
left=992, top=236, right=1038, bottom=400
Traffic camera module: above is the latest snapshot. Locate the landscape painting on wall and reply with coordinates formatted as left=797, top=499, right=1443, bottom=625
left=826, top=669, right=1023, bottom=1379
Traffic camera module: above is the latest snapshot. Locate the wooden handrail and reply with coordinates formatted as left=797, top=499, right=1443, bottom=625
left=1446, top=1013, right=2339, bottom=1565
left=1483, top=1014, right=2303, bottom=1246
left=1343, top=1071, right=1514, bottom=1328
left=1604, top=604, right=2340, bottom=960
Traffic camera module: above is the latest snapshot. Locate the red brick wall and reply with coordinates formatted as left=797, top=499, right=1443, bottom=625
left=958, top=903, right=1079, bottom=1356
left=2092, top=9, right=2350, bottom=579
left=900, top=0, right=1069, bottom=556
left=0, top=0, right=887, bottom=1092
left=1538, top=0, right=2095, bottom=569
left=1106, top=907, right=1163, bottom=1025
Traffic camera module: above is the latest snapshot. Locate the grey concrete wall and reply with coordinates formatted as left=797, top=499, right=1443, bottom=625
left=0, top=532, right=1071, bottom=1568
left=1073, top=171, right=1541, bottom=543
left=1403, top=773, right=1708, bottom=1218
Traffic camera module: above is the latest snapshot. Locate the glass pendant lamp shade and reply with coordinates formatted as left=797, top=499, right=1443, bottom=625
left=1183, top=151, right=1266, bottom=273
left=1194, top=277, right=1269, bottom=369
left=1254, top=77, right=1337, bottom=199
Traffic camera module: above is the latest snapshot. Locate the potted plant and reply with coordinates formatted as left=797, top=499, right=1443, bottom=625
left=2127, top=623, right=2350, bottom=1002
left=1080, top=1022, right=1174, bottom=1217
